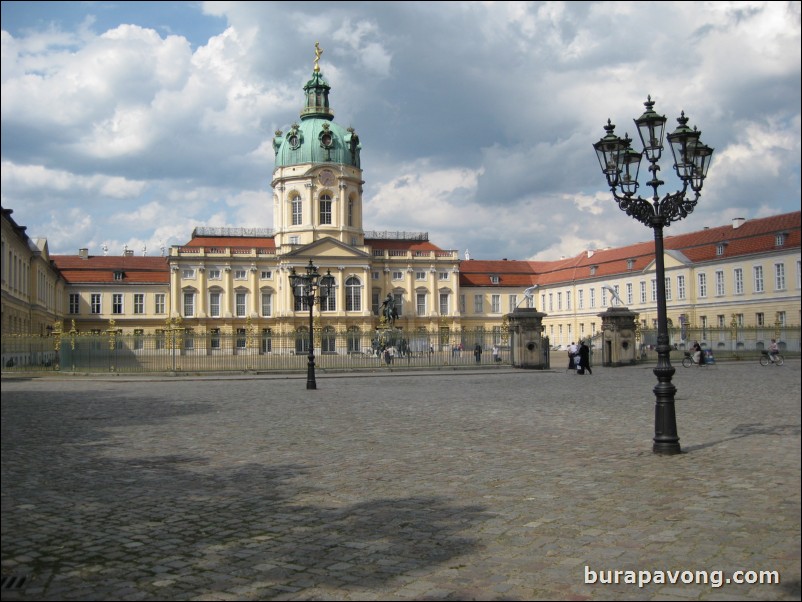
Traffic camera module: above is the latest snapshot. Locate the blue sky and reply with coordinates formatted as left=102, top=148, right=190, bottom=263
left=2, top=1, right=800, bottom=261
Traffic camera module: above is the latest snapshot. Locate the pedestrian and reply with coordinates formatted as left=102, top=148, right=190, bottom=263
left=474, top=343, right=482, bottom=363
left=567, top=341, right=578, bottom=370
left=578, top=340, right=592, bottom=375
left=492, top=344, right=500, bottom=362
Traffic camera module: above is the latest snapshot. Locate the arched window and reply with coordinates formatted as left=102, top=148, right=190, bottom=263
left=320, top=193, right=332, bottom=225
left=322, top=326, right=336, bottom=353
left=295, top=326, right=309, bottom=354
left=345, top=276, right=362, bottom=311
left=347, top=326, right=361, bottom=353
left=290, top=194, right=302, bottom=225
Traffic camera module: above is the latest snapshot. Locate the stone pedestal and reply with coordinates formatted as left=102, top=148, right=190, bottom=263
left=507, top=308, right=549, bottom=369
left=598, top=307, right=639, bottom=366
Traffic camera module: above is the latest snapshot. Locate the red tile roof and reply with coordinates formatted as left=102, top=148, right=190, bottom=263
left=51, top=255, right=170, bottom=285
left=459, top=211, right=800, bottom=287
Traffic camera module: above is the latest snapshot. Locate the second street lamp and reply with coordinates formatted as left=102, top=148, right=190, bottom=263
left=289, top=259, right=335, bottom=390
left=593, top=96, right=714, bottom=455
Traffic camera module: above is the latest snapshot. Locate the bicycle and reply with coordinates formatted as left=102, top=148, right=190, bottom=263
left=759, top=350, right=784, bottom=366
left=681, top=351, right=713, bottom=368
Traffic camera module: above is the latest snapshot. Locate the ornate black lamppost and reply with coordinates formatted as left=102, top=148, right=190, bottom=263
left=289, top=259, right=335, bottom=390
left=593, top=96, right=714, bottom=455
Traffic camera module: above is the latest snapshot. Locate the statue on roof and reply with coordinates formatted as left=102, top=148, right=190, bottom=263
left=314, top=42, right=323, bottom=72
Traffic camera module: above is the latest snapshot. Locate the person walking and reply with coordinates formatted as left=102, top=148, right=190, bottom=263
left=578, top=340, right=592, bottom=375
left=567, top=341, right=578, bottom=370
left=474, top=343, right=482, bottom=363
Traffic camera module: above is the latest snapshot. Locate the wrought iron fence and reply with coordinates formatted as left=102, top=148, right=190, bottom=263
left=2, top=330, right=510, bottom=374
left=3, top=325, right=798, bottom=374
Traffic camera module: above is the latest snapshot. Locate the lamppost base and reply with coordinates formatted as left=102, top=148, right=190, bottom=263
left=653, top=441, right=682, bottom=455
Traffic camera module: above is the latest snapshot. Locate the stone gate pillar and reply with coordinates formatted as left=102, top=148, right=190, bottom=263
left=507, top=308, right=548, bottom=369
left=598, top=307, right=639, bottom=366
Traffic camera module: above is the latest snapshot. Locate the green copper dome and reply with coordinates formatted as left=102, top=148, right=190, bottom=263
left=273, top=65, right=361, bottom=168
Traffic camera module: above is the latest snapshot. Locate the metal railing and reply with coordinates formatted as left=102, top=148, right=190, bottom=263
left=2, top=331, right=511, bottom=374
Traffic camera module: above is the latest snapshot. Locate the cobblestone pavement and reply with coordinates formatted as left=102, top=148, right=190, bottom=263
left=1, top=361, right=800, bottom=601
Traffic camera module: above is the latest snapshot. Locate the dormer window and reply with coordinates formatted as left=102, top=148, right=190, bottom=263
left=490, top=275, right=500, bottom=284
left=776, top=232, right=787, bottom=246
left=716, top=243, right=726, bottom=256
left=114, top=271, right=124, bottom=281
left=626, top=259, right=635, bottom=271
left=590, top=266, right=597, bottom=276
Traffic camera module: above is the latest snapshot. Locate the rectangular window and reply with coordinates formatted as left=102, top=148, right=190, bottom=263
left=474, top=294, right=483, bottom=313
left=236, top=328, right=246, bottom=349
left=775, top=263, right=786, bottom=290
left=601, top=287, right=608, bottom=307
left=392, top=271, right=403, bottom=280
left=69, top=293, right=80, bottom=314
left=734, top=268, right=744, bottom=294
left=210, top=328, right=221, bottom=349
left=155, top=294, right=165, bottom=314
left=589, top=288, right=595, bottom=309
left=651, top=279, right=657, bottom=302
left=234, top=270, right=247, bottom=280
left=91, top=293, right=102, bottom=314
left=777, top=311, right=786, bottom=326
left=261, top=293, right=272, bottom=317
left=715, top=270, right=725, bottom=296
left=664, top=278, right=671, bottom=301
left=439, top=271, right=449, bottom=280
left=208, top=269, right=221, bottom=280
left=753, top=265, right=764, bottom=293
left=578, top=289, right=584, bottom=309
left=260, top=270, right=272, bottom=279
left=557, top=292, right=562, bottom=310
left=236, top=292, right=247, bottom=317
left=439, top=293, right=449, bottom=315
left=677, top=275, right=686, bottom=300
left=134, top=293, right=144, bottom=314
left=491, top=294, right=500, bottom=313
left=415, top=271, right=426, bottom=281
left=416, top=293, right=426, bottom=316
left=717, top=315, right=725, bottom=328
left=460, top=294, right=465, bottom=314
left=183, top=292, right=194, bottom=317
left=736, top=314, right=744, bottom=327
left=209, top=292, right=221, bottom=317
left=566, top=291, right=571, bottom=310
left=182, top=269, right=195, bottom=279
left=133, top=329, right=144, bottom=350
left=756, top=312, right=764, bottom=327
left=626, top=283, right=633, bottom=305
left=548, top=293, right=553, bottom=311
left=698, top=273, right=707, bottom=298
left=640, top=281, right=646, bottom=304
left=509, top=295, right=517, bottom=312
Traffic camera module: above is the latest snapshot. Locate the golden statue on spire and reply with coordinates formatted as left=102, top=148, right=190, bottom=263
left=314, top=42, right=323, bottom=72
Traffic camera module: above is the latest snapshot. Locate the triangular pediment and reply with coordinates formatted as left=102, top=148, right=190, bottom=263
left=284, top=237, right=370, bottom=260
left=642, top=249, right=691, bottom=272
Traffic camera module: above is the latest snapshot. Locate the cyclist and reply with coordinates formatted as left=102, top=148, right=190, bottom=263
left=692, top=341, right=705, bottom=365
left=768, top=339, right=780, bottom=363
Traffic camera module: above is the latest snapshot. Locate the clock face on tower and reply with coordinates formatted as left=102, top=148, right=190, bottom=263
left=319, top=169, right=335, bottom=186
